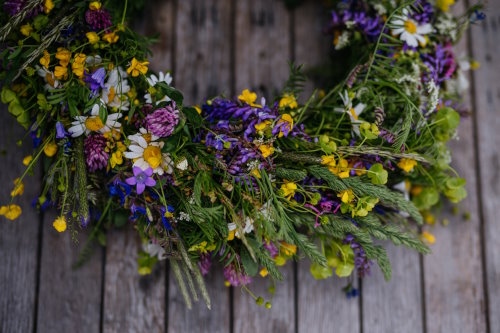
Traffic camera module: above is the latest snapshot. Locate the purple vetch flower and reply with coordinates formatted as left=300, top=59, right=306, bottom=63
left=126, top=167, right=156, bottom=195
left=421, top=43, right=457, bottom=85
left=145, top=104, right=180, bottom=138
left=263, top=240, right=279, bottom=258
left=85, top=67, right=106, bottom=94
left=85, top=8, right=112, bottom=31
left=84, top=134, right=109, bottom=172
left=223, top=262, right=252, bottom=286
left=56, top=121, right=69, bottom=139
left=198, top=254, right=212, bottom=276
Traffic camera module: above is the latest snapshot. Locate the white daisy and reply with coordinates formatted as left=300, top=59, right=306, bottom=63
left=36, top=66, right=60, bottom=91
left=124, top=128, right=173, bottom=175
left=228, top=216, right=254, bottom=238
left=334, top=90, right=366, bottom=136
left=101, top=67, right=130, bottom=110
left=143, top=241, right=167, bottom=260
left=391, top=9, right=432, bottom=48
left=68, top=102, right=122, bottom=137
left=144, top=71, right=173, bottom=105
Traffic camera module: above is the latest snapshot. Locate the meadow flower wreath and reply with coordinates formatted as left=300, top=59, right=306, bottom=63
left=0, top=0, right=484, bottom=308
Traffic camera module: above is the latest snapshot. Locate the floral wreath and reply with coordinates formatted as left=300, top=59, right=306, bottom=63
left=0, top=0, right=484, bottom=308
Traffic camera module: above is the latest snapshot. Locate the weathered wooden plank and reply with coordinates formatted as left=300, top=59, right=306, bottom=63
left=168, top=263, right=230, bottom=333
left=362, top=244, right=423, bottom=332
left=174, top=0, right=232, bottom=105
left=37, top=210, right=103, bottom=333
left=468, top=2, right=500, bottom=332
left=102, top=226, right=166, bottom=332
left=233, top=264, right=295, bottom=333
left=422, top=4, right=487, bottom=332
left=0, top=109, right=40, bottom=333
left=234, top=0, right=292, bottom=99
left=298, top=260, right=360, bottom=333
left=144, top=0, right=174, bottom=74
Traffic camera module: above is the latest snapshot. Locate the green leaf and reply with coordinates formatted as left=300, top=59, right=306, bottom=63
left=240, top=247, right=258, bottom=277
left=310, top=262, right=332, bottom=280
left=183, top=106, right=203, bottom=128
left=368, top=163, right=388, bottom=185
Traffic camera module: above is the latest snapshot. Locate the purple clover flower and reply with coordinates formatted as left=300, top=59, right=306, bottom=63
left=126, top=167, right=156, bottom=195
left=85, top=8, right=112, bottom=31
left=198, top=254, right=212, bottom=276
left=223, top=261, right=252, bottom=287
left=145, top=104, right=179, bottom=138
left=84, top=134, right=109, bottom=172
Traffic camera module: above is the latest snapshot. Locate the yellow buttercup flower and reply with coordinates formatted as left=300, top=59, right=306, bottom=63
left=22, top=155, right=33, bottom=166
left=55, top=47, right=71, bottom=67
left=254, top=120, right=271, bottom=131
left=43, top=141, right=58, bottom=157
left=280, top=242, right=297, bottom=256
left=321, top=155, right=337, bottom=173
left=436, top=0, right=455, bottom=12
left=397, top=158, right=418, bottom=173
left=40, top=50, right=50, bottom=69
left=250, top=168, right=261, bottom=179
left=337, top=189, right=354, bottom=204
left=127, top=58, right=149, bottom=77
left=0, top=204, right=22, bottom=220
left=421, top=231, right=436, bottom=245
left=20, top=24, right=33, bottom=37
left=279, top=93, right=298, bottom=109
left=102, top=31, right=119, bottom=44
left=259, top=267, right=269, bottom=277
left=332, top=158, right=350, bottom=178
left=280, top=180, right=297, bottom=199
left=194, top=105, right=202, bottom=114
left=277, top=113, right=293, bottom=137
left=53, top=216, right=67, bottom=232
left=89, top=1, right=101, bottom=10
left=188, top=241, right=216, bottom=254
left=86, top=32, right=100, bottom=44
left=238, top=89, right=259, bottom=107
left=259, top=144, right=275, bottom=158
left=10, top=178, right=24, bottom=197
left=54, top=65, right=68, bottom=80
left=44, top=0, right=54, bottom=13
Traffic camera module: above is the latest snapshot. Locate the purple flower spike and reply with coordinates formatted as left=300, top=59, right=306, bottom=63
left=56, top=121, right=68, bottom=139
left=125, top=167, right=156, bottom=194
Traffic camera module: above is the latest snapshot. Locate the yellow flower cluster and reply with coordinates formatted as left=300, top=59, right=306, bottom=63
left=238, top=89, right=259, bottom=107
left=53, top=216, right=67, bottom=232
left=397, top=158, right=418, bottom=173
left=279, top=93, right=298, bottom=109
left=72, top=53, right=87, bottom=78
left=280, top=180, right=297, bottom=200
left=127, top=58, right=149, bottom=77
left=0, top=204, right=22, bottom=220
left=53, top=47, right=71, bottom=80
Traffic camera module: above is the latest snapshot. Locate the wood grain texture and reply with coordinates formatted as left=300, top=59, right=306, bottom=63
left=297, top=260, right=360, bottom=333
left=422, top=4, right=487, bottom=332
left=293, top=0, right=331, bottom=100
left=233, top=264, right=295, bottom=333
left=234, top=0, right=292, bottom=99
left=174, top=0, right=232, bottom=105
left=144, top=0, right=174, bottom=74
left=468, top=2, right=500, bottom=331
left=102, top=226, right=166, bottom=333
left=362, top=244, right=423, bottom=333
left=0, top=109, right=40, bottom=333
left=168, top=263, right=230, bottom=333
left=37, top=210, right=103, bottom=333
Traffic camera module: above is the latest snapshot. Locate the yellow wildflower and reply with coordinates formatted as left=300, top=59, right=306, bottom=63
left=421, top=231, right=436, bottom=245
left=52, top=216, right=67, bottom=232
left=337, top=189, right=354, bottom=204
left=321, top=155, right=337, bottom=173
left=44, top=0, right=54, bottom=13
left=277, top=113, right=293, bottom=137
left=188, top=241, right=216, bottom=254
left=39, top=50, right=50, bottom=69
left=332, top=158, right=350, bottom=178
left=470, top=61, right=480, bottom=70
left=89, top=1, right=101, bottom=10
left=280, top=180, right=297, bottom=199
left=238, top=89, right=258, bottom=106
left=280, top=242, right=297, bottom=256
left=397, top=158, right=418, bottom=173
left=436, top=0, right=455, bottom=12
left=127, top=58, right=149, bottom=77
left=254, top=120, right=271, bottom=132
left=279, top=93, right=298, bottom=109
left=43, top=141, right=58, bottom=157
left=259, top=267, right=269, bottom=277
left=0, top=204, right=22, bottom=220
left=259, top=144, right=275, bottom=158
left=227, top=229, right=236, bottom=241
left=86, top=32, right=100, bottom=44
left=102, top=31, right=119, bottom=44
left=138, top=267, right=152, bottom=275
left=22, top=155, right=33, bottom=166
left=71, top=53, right=86, bottom=78
left=20, top=24, right=33, bottom=37
left=143, top=145, right=162, bottom=169
left=55, top=47, right=71, bottom=67
left=250, top=168, right=261, bottom=179
left=11, top=178, right=24, bottom=197
left=194, top=105, right=202, bottom=114
left=54, top=65, right=68, bottom=80
left=110, top=142, right=126, bottom=168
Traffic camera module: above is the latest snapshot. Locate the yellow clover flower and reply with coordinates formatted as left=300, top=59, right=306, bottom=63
left=71, top=53, right=86, bottom=78
left=321, top=155, right=337, bottom=173
left=54, top=65, right=68, bottom=80
left=280, top=180, right=297, bottom=199
left=332, top=158, right=350, bottom=178
left=86, top=32, right=100, bottom=44
left=254, top=120, right=271, bottom=132
left=10, top=178, right=24, bottom=197
left=39, top=50, right=50, bottom=69
left=420, top=231, right=436, bottom=245
left=44, top=0, right=54, bottom=13
left=397, top=158, right=418, bottom=173
left=127, top=58, right=149, bottom=77
left=22, top=155, right=33, bottom=166
left=20, top=24, right=33, bottom=37
left=337, top=189, right=354, bottom=204
left=102, top=31, right=119, bottom=44
left=279, top=93, right=298, bottom=109
left=280, top=242, right=297, bottom=256
left=238, top=89, right=257, bottom=105
left=259, top=144, right=275, bottom=158
left=53, top=216, right=67, bottom=232
left=55, top=47, right=71, bottom=67
left=43, top=141, right=58, bottom=157
left=0, top=204, right=22, bottom=220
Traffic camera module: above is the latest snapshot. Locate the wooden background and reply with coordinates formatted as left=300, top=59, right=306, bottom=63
left=0, top=1, right=498, bottom=332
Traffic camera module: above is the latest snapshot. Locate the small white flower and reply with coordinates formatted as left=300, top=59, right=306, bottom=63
left=334, top=90, right=365, bottom=136
left=176, top=158, right=188, bottom=171
left=227, top=216, right=254, bottom=238
left=146, top=71, right=173, bottom=87
left=123, top=128, right=173, bottom=175
left=101, top=67, right=130, bottom=110
left=143, top=242, right=167, bottom=260
left=36, top=66, right=60, bottom=90
left=391, top=8, right=432, bottom=48
left=68, top=102, right=122, bottom=137
left=335, top=31, right=350, bottom=50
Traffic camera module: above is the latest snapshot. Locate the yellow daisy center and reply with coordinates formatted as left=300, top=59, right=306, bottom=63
left=349, top=108, right=358, bottom=120
left=85, top=117, right=105, bottom=131
left=404, top=20, right=417, bottom=34
left=143, top=145, right=162, bottom=169
left=107, top=86, right=116, bottom=103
